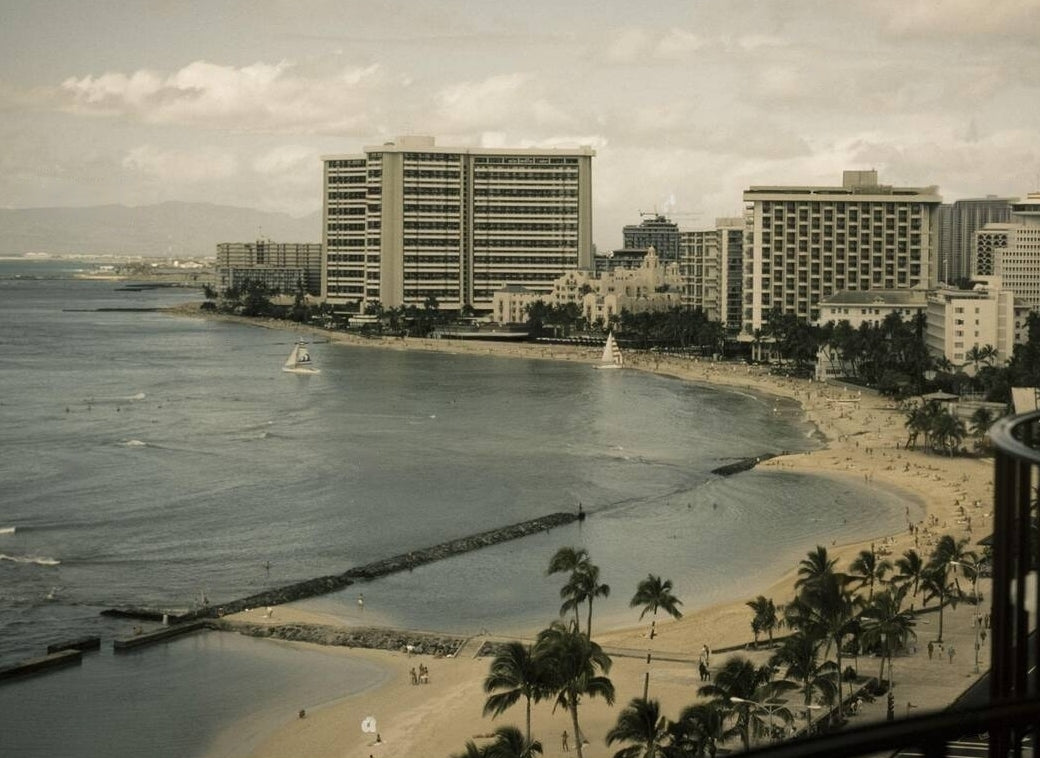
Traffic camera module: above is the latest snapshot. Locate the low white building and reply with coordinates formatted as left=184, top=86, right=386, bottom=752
left=816, top=289, right=928, bottom=328
left=924, top=276, right=1029, bottom=370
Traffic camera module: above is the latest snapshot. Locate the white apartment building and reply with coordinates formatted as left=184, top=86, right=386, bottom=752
left=322, top=136, right=594, bottom=311
left=216, top=241, right=323, bottom=295
left=973, top=193, right=1040, bottom=311
left=742, top=170, right=942, bottom=335
left=924, top=277, right=1028, bottom=369
left=817, top=289, right=928, bottom=329
left=678, top=229, right=721, bottom=321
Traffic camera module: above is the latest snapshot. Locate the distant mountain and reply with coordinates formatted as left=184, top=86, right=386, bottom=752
left=0, top=202, right=321, bottom=257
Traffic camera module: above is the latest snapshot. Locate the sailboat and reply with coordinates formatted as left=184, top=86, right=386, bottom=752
left=282, top=340, right=320, bottom=374
left=595, top=331, right=624, bottom=369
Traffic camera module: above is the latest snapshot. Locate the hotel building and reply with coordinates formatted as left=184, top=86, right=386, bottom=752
left=741, top=170, right=942, bottom=334
left=216, top=241, right=323, bottom=295
left=974, top=193, right=1040, bottom=311
left=924, top=277, right=1028, bottom=369
left=322, top=136, right=594, bottom=312
left=937, top=196, right=1013, bottom=284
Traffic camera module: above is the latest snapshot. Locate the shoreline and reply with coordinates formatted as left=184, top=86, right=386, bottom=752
left=169, top=305, right=992, bottom=758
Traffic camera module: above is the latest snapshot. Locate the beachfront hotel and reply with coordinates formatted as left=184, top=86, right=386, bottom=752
left=216, top=241, right=323, bottom=296
left=973, top=193, right=1040, bottom=311
left=321, top=136, right=595, bottom=312
left=741, top=170, right=942, bottom=335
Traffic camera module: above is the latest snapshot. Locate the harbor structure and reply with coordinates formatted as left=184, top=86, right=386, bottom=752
left=322, top=136, right=595, bottom=312
left=216, top=241, right=323, bottom=295
left=741, top=170, right=942, bottom=335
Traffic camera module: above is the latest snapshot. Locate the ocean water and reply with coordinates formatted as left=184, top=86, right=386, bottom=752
left=0, top=259, right=918, bottom=757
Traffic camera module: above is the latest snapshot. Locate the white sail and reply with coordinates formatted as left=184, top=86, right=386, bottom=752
left=283, top=340, right=320, bottom=374
left=596, top=332, right=624, bottom=369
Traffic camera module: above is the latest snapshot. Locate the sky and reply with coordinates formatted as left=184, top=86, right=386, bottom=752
left=1, top=0, right=1039, bottom=250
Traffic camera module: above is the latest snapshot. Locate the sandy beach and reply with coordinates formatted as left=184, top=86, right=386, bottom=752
left=181, top=308, right=993, bottom=758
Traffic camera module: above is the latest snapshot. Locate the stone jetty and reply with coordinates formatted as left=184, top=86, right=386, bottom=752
left=104, top=510, right=579, bottom=623
left=218, top=620, right=465, bottom=657
left=710, top=453, right=778, bottom=476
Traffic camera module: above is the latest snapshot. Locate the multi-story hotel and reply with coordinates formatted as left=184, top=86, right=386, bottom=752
left=322, top=136, right=594, bottom=312
left=924, top=276, right=1028, bottom=369
left=216, top=241, right=323, bottom=295
left=741, top=170, right=942, bottom=334
left=974, top=193, right=1040, bottom=311
left=678, top=229, right=721, bottom=322
left=937, top=196, right=1013, bottom=284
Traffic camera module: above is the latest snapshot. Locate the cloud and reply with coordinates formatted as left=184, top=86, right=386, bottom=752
left=58, top=60, right=384, bottom=134
left=122, top=145, right=237, bottom=183
left=252, top=144, right=318, bottom=176
left=876, top=0, right=1040, bottom=40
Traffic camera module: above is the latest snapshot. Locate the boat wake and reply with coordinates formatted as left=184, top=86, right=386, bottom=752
left=87, top=392, right=147, bottom=405
left=119, top=439, right=149, bottom=448
left=0, top=553, right=61, bottom=566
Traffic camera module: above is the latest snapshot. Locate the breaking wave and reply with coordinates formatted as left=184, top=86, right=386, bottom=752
left=0, top=554, right=60, bottom=566
left=0, top=526, right=15, bottom=535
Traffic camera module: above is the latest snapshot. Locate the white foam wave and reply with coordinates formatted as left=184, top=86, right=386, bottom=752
left=0, top=553, right=60, bottom=566
left=127, top=392, right=146, bottom=401
left=120, top=439, right=148, bottom=447
left=0, top=526, right=15, bottom=535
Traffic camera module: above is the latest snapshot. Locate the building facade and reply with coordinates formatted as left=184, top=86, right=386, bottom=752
left=817, top=289, right=928, bottom=329
left=216, top=241, right=323, bottom=295
left=937, top=196, right=1013, bottom=284
left=742, top=170, right=942, bottom=335
left=322, top=136, right=594, bottom=312
left=974, top=193, right=1040, bottom=311
left=924, top=277, right=1027, bottom=369
left=678, top=229, right=721, bottom=321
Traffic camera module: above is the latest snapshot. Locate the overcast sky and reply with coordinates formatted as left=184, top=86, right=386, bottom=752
left=2, top=0, right=1038, bottom=249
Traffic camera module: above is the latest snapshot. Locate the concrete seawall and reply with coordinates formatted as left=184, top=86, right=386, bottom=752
left=0, top=650, right=82, bottom=683
left=217, top=620, right=466, bottom=657
left=104, top=511, right=580, bottom=623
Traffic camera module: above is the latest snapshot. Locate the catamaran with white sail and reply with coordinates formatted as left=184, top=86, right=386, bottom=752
left=595, top=331, right=624, bottom=369
left=282, top=340, right=320, bottom=374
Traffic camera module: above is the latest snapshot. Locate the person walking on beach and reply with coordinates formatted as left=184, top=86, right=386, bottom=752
left=357, top=593, right=364, bottom=612
left=928, top=641, right=934, bottom=660
left=948, top=645, right=956, bottom=664
left=561, top=730, right=569, bottom=752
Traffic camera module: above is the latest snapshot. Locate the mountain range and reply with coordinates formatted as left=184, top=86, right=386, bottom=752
left=0, top=202, right=321, bottom=258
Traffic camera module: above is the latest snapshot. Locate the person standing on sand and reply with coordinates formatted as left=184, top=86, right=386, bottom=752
left=562, top=730, right=569, bottom=752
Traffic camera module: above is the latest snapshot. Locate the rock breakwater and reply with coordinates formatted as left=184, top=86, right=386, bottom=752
left=104, top=511, right=579, bottom=623
left=218, top=620, right=465, bottom=657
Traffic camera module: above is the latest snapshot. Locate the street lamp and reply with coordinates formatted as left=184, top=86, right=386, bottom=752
left=730, top=697, right=788, bottom=744
left=949, top=559, right=982, bottom=674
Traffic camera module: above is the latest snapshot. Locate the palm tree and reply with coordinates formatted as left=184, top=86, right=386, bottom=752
left=795, top=546, right=837, bottom=590
left=698, top=656, right=795, bottom=750
left=859, top=586, right=917, bottom=688
left=561, top=562, right=611, bottom=639
left=746, top=596, right=780, bottom=648
left=483, top=641, right=547, bottom=743
left=534, top=621, right=615, bottom=758
left=848, top=548, right=892, bottom=600
left=893, top=549, right=926, bottom=601
left=630, top=575, right=683, bottom=698
left=920, top=564, right=957, bottom=642
left=785, top=571, right=860, bottom=718
left=769, top=631, right=839, bottom=723
left=548, top=546, right=590, bottom=577
left=484, top=726, right=543, bottom=758
left=605, top=697, right=669, bottom=758
left=452, top=740, right=489, bottom=758
left=669, top=702, right=729, bottom=758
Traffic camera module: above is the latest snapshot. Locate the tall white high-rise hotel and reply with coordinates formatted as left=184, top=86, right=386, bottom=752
left=741, top=170, right=942, bottom=333
left=322, top=136, right=594, bottom=311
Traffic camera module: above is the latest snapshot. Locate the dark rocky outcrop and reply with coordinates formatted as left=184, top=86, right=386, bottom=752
left=710, top=453, right=778, bottom=476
